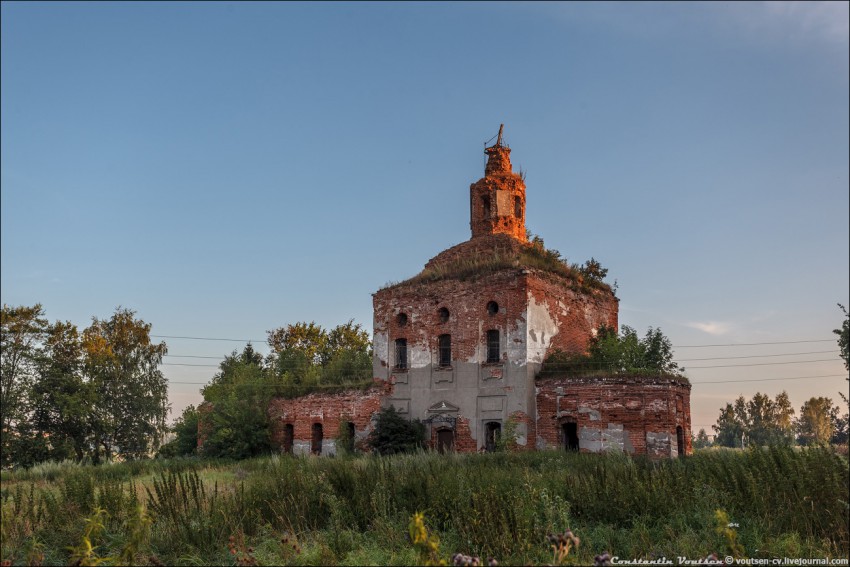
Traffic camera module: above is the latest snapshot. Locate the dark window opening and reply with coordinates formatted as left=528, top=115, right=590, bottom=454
left=514, top=196, right=522, bottom=218
left=487, top=301, right=499, bottom=316
left=282, top=423, right=294, bottom=454
left=676, top=426, right=685, bottom=456
left=438, top=334, right=452, bottom=367
left=311, top=423, right=323, bottom=455
left=562, top=422, right=579, bottom=452
left=344, top=421, right=356, bottom=452
left=437, top=429, right=454, bottom=453
left=486, top=330, right=500, bottom=363
left=438, top=307, right=450, bottom=323
left=485, top=422, right=501, bottom=453
left=396, top=312, right=408, bottom=326
left=395, top=338, right=408, bottom=369
left=482, top=196, right=491, bottom=218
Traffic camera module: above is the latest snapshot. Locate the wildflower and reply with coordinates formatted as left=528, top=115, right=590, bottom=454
left=594, top=552, right=612, bottom=566
left=547, top=529, right=580, bottom=564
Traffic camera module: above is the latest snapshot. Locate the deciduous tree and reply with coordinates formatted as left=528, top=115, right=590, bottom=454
left=82, top=308, right=168, bottom=462
left=1, top=304, right=48, bottom=467
left=796, top=397, right=838, bottom=446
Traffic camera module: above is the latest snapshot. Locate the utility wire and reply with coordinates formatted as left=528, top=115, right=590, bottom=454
left=161, top=349, right=840, bottom=362
left=165, top=373, right=849, bottom=387
left=161, top=357, right=843, bottom=370
left=677, top=350, right=838, bottom=361
left=151, top=333, right=836, bottom=348
left=674, top=339, right=835, bottom=348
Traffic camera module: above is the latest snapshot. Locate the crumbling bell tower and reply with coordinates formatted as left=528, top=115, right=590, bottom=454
left=469, top=125, right=528, bottom=242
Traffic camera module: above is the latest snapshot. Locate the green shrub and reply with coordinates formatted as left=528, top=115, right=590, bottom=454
left=368, top=407, right=426, bottom=456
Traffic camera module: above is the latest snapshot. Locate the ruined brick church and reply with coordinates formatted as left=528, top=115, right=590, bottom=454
left=267, top=127, right=692, bottom=458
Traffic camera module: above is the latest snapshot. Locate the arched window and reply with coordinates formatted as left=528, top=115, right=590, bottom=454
left=487, top=301, right=499, bottom=316
left=482, top=196, right=491, bottom=218
left=438, top=307, right=450, bottom=323
left=282, top=423, right=294, bottom=454
left=486, top=330, right=500, bottom=363
left=438, top=334, right=451, bottom=367
left=311, top=423, right=323, bottom=455
left=396, top=312, right=408, bottom=326
left=395, top=338, right=408, bottom=369
left=514, top=196, right=522, bottom=218
left=676, top=426, right=685, bottom=456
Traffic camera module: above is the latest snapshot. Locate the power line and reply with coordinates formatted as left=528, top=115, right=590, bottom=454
left=151, top=333, right=836, bottom=349
left=152, top=334, right=266, bottom=343
left=165, top=355, right=225, bottom=359
left=160, top=349, right=840, bottom=363
left=678, top=349, right=838, bottom=362
left=162, top=356, right=843, bottom=370
left=674, top=339, right=834, bottom=348
left=692, top=373, right=847, bottom=385
left=685, top=358, right=838, bottom=369
left=165, top=373, right=849, bottom=388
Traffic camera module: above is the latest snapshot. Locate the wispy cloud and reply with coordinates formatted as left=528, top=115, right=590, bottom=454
left=686, top=321, right=732, bottom=336
left=763, top=1, right=849, bottom=44
left=723, top=1, right=850, bottom=46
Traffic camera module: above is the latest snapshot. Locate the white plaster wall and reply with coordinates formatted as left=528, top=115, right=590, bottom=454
left=526, top=294, right=558, bottom=364
left=374, top=331, right=389, bottom=366
left=409, top=344, right=432, bottom=368
left=507, top=310, right=527, bottom=365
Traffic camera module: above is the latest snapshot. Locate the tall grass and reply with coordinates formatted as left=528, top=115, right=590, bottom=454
left=1, top=446, right=847, bottom=565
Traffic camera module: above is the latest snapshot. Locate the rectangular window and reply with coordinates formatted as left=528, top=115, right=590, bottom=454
left=395, top=338, right=408, bottom=369
left=438, top=334, right=451, bottom=367
left=486, top=330, right=500, bottom=363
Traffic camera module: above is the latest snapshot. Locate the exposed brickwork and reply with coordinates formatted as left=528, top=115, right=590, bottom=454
left=428, top=416, right=477, bottom=452
left=200, top=127, right=692, bottom=459
left=470, top=138, right=527, bottom=242
left=375, top=269, right=527, bottom=368
left=423, top=234, right=528, bottom=273
left=536, top=376, right=692, bottom=457
left=268, top=384, right=390, bottom=455
left=527, top=272, right=619, bottom=356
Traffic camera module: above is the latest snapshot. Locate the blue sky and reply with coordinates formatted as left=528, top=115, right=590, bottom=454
left=2, top=1, right=848, bottom=433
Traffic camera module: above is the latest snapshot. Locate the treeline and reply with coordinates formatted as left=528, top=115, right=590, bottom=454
left=1, top=304, right=168, bottom=468
left=694, top=390, right=849, bottom=449
left=160, top=321, right=373, bottom=460
left=695, top=306, right=850, bottom=449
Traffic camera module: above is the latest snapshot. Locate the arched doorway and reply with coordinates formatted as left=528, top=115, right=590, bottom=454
left=562, top=422, right=579, bottom=452
left=344, top=421, right=356, bottom=452
left=437, top=428, right=454, bottom=453
left=282, top=423, right=294, bottom=454
left=311, top=423, right=323, bottom=455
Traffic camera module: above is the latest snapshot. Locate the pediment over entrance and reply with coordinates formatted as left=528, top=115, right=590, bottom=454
left=427, top=400, right=459, bottom=413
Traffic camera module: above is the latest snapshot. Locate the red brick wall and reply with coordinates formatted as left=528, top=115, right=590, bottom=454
left=470, top=144, right=528, bottom=242
left=428, top=416, right=477, bottom=452
left=527, top=272, right=619, bottom=356
left=374, top=269, right=527, bottom=367
left=536, top=376, right=692, bottom=457
left=267, top=385, right=389, bottom=451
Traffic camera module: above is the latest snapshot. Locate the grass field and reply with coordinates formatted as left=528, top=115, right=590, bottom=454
left=1, top=446, right=847, bottom=565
